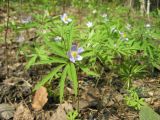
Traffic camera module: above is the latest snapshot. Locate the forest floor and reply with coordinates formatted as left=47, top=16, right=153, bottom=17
left=0, top=4, right=160, bottom=120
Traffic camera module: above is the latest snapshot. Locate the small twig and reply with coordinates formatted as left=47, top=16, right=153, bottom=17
left=4, top=0, right=10, bottom=78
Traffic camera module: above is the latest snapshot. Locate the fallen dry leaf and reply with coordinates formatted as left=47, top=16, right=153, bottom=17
left=50, top=102, right=73, bottom=120
left=32, top=86, right=48, bottom=111
left=0, top=104, right=15, bottom=120
left=74, top=86, right=100, bottom=109
left=13, top=103, right=33, bottom=120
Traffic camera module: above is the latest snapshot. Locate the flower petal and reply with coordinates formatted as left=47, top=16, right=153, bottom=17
left=71, top=45, right=77, bottom=51
left=76, top=55, right=83, bottom=61
left=68, top=51, right=75, bottom=63
left=77, top=47, right=84, bottom=53
left=86, top=22, right=93, bottom=28
left=68, top=18, right=72, bottom=22
left=70, top=56, right=76, bottom=63
left=54, top=36, right=62, bottom=41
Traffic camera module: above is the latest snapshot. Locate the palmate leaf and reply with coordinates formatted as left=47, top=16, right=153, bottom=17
left=68, top=63, right=78, bottom=96
left=33, top=64, right=65, bottom=91
left=81, top=50, right=95, bottom=58
left=35, top=47, right=49, bottom=61
left=44, top=39, right=67, bottom=58
left=59, top=64, right=69, bottom=102
left=25, top=55, right=37, bottom=70
left=151, top=33, right=160, bottom=40
left=64, top=23, right=74, bottom=50
left=80, top=66, right=99, bottom=77
left=139, top=105, right=160, bottom=120
left=35, top=56, right=68, bottom=65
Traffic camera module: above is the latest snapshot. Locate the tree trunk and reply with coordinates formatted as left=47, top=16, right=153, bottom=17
left=140, top=0, right=145, bottom=16
left=146, top=0, right=151, bottom=19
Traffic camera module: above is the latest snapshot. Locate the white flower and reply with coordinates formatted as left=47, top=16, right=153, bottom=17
left=21, top=16, right=32, bottom=24
left=92, top=10, right=97, bottom=14
left=16, top=33, right=25, bottom=43
left=42, top=30, right=47, bottom=34
left=102, top=13, right=109, bottom=22
left=86, top=21, right=93, bottom=28
left=145, top=24, right=151, bottom=28
left=60, top=13, right=72, bottom=24
left=54, top=36, right=62, bottom=41
left=102, top=13, right=107, bottom=18
left=125, top=38, right=129, bottom=41
left=111, top=27, right=117, bottom=33
left=119, top=32, right=128, bottom=41
left=44, top=10, right=49, bottom=17
left=126, top=24, right=131, bottom=30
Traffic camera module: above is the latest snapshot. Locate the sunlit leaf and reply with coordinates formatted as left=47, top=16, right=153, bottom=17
left=59, top=64, right=69, bottom=102
left=25, top=55, right=37, bottom=70
left=140, top=105, right=160, bottom=120
left=80, top=66, right=99, bottom=77
left=68, top=63, right=78, bottom=96
left=33, top=64, right=64, bottom=91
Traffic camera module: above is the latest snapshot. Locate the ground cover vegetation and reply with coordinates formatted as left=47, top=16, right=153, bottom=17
left=0, top=0, right=160, bottom=120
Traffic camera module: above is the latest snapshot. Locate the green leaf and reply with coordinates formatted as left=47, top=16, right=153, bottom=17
left=151, top=33, right=160, bottom=40
left=80, top=66, right=99, bottom=77
left=44, top=39, right=67, bottom=58
left=35, top=56, right=68, bottom=65
left=139, top=105, right=160, bottom=120
left=81, top=50, right=95, bottom=58
left=64, top=23, right=74, bottom=50
left=33, top=64, right=64, bottom=91
left=68, top=63, right=78, bottom=96
left=25, top=55, right=37, bottom=70
left=59, top=64, right=69, bottom=102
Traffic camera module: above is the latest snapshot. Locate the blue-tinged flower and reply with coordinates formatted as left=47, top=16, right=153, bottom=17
left=54, top=36, right=62, bottom=41
left=68, top=45, right=84, bottom=63
left=60, top=13, right=72, bottom=24
left=86, top=21, right=93, bottom=28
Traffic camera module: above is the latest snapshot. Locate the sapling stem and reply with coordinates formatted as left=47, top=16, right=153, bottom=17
left=4, top=0, right=10, bottom=78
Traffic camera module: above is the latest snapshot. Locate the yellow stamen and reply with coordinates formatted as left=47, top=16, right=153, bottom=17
left=123, top=33, right=127, bottom=38
left=64, top=16, right=68, bottom=21
left=71, top=51, right=78, bottom=58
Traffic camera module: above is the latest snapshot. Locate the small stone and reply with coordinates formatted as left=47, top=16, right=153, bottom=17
left=148, top=92, right=154, bottom=96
